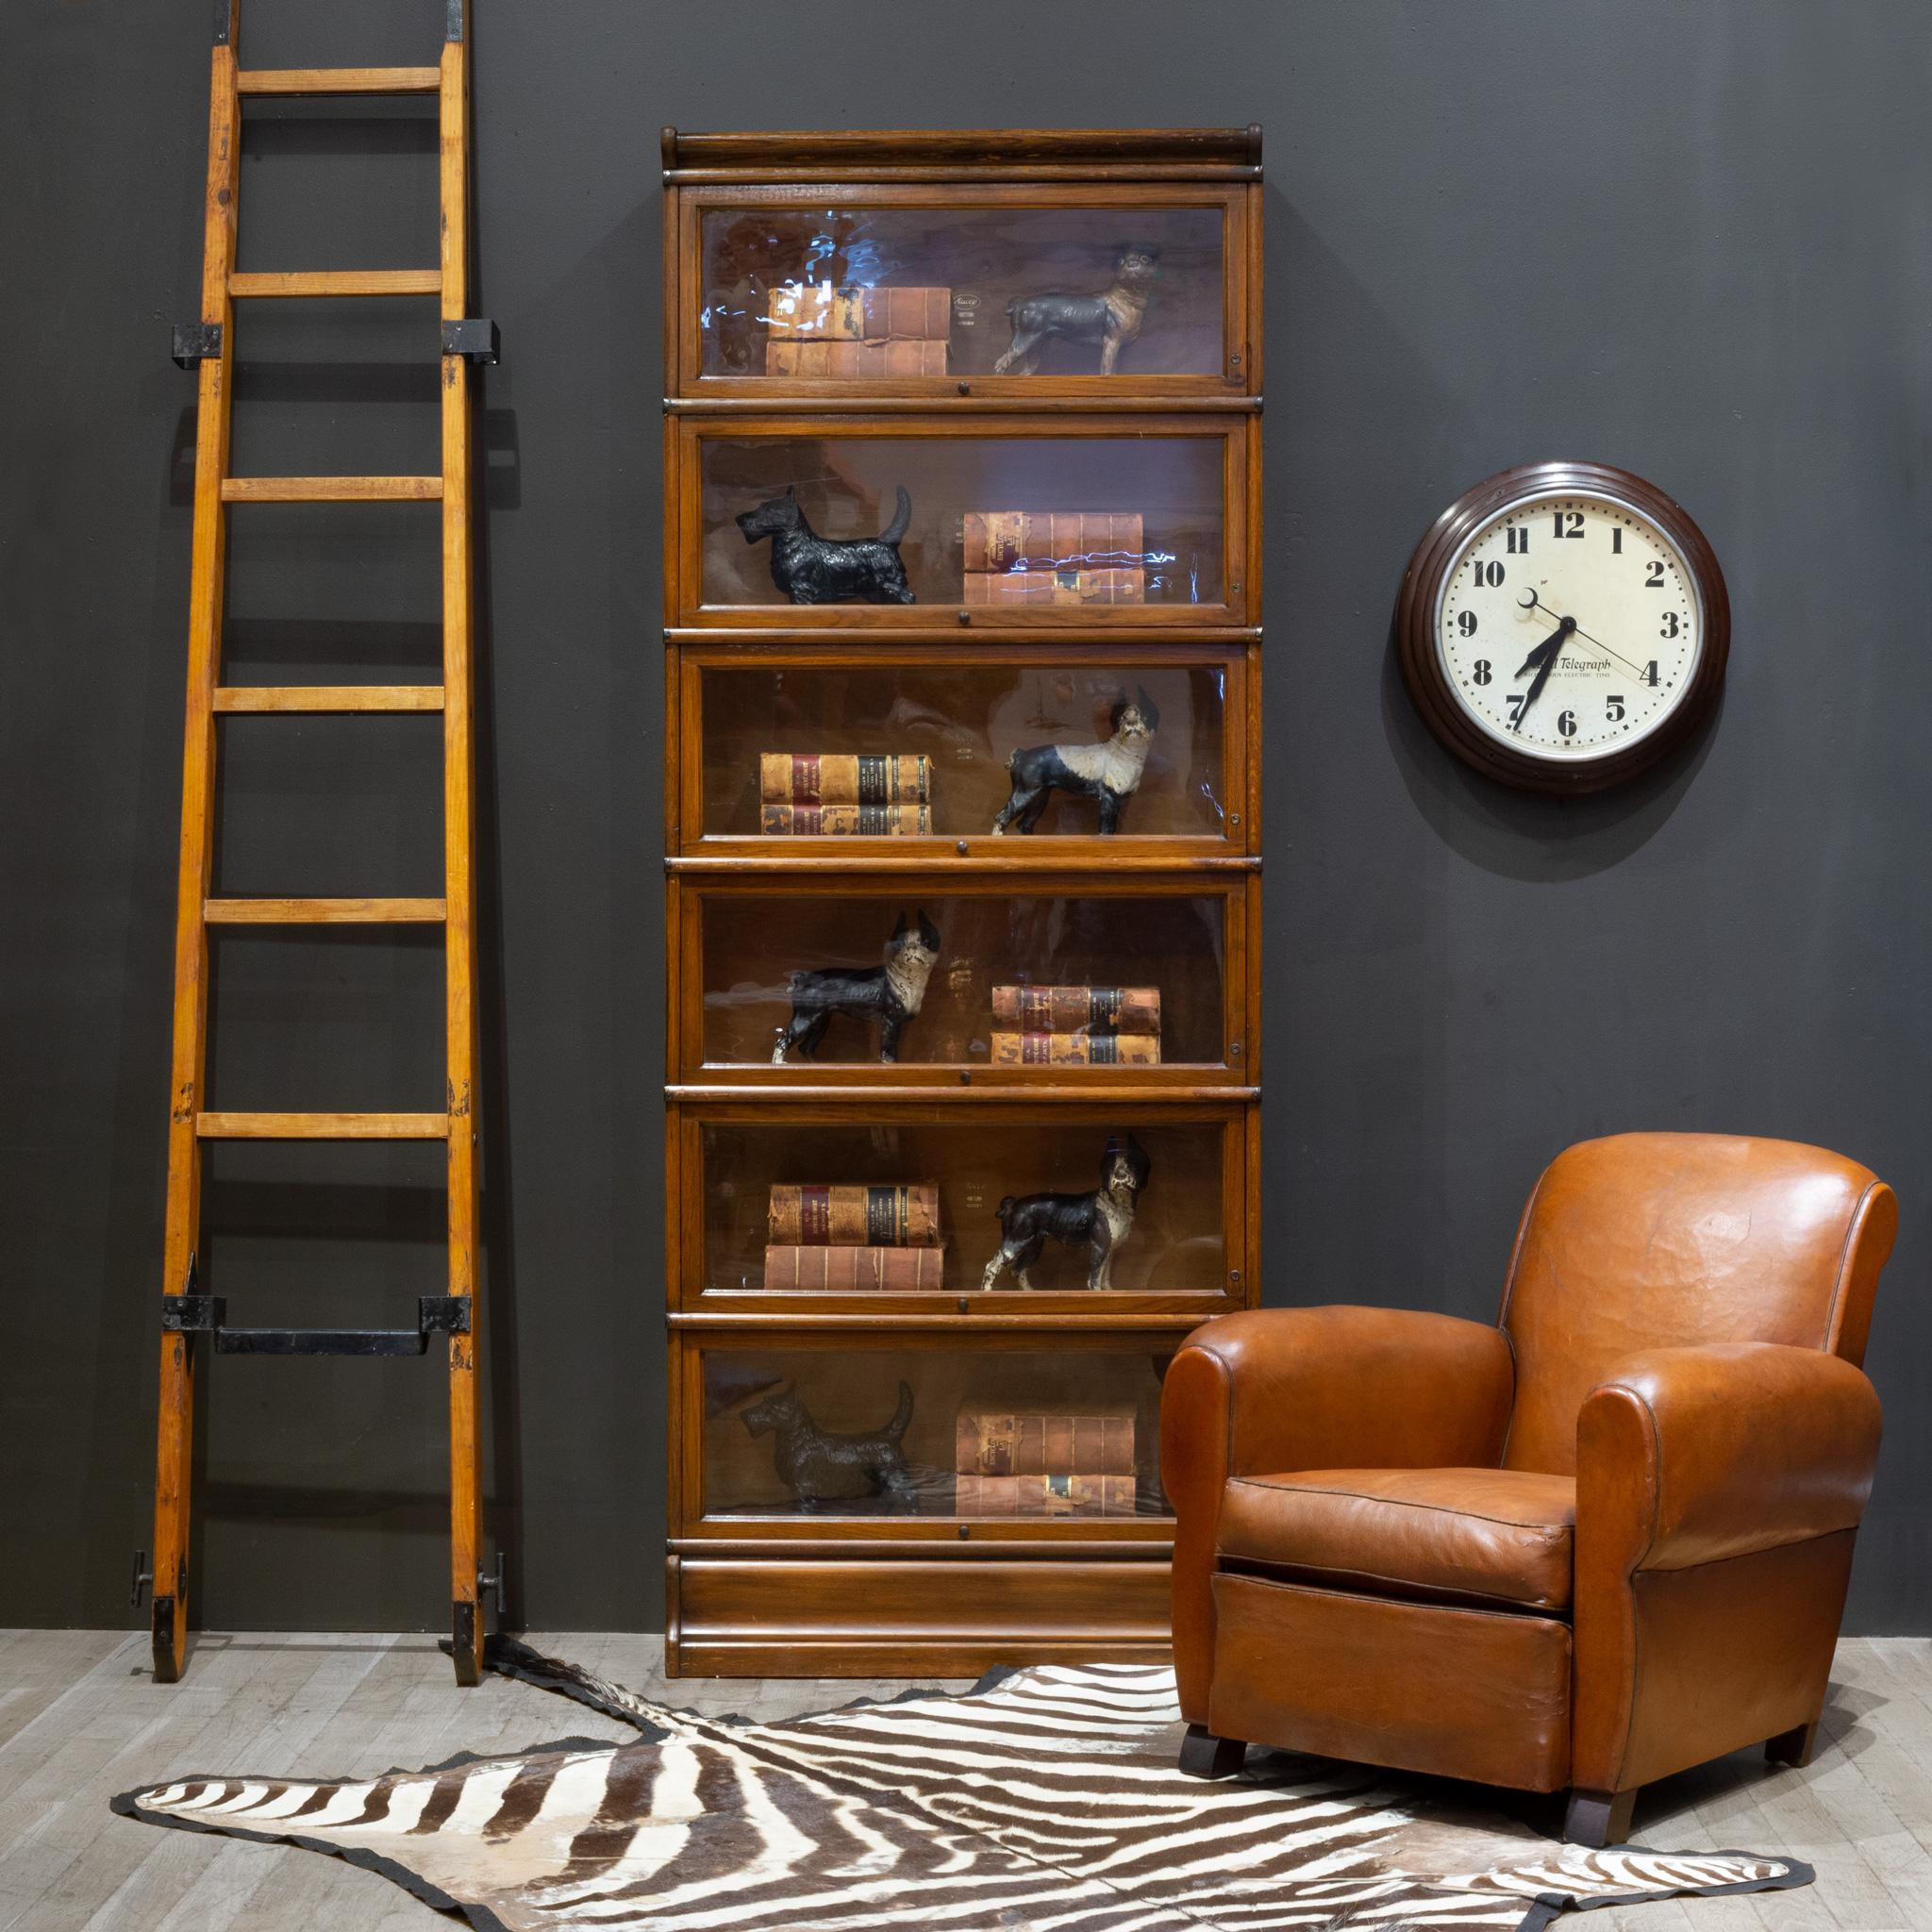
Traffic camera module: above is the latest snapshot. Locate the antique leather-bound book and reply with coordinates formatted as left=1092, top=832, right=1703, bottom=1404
left=961, top=568, right=1145, bottom=607
left=954, top=1473, right=1141, bottom=1517
left=762, top=1244, right=946, bottom=1291
left=956, top=1406, right=1137, bottom=1476
left=991, top=985, right=1161, bottom=1035
left=990, top=1029, right=1162, bottom=1065
left=961, top=511, right=1145, bottom=572
left=767, top=339, right=950, bottom=378
left=759, top=803, right=933, bottom=836
left=765, top=283, right=951, bottom=341
left=767, top=1183, right=942, bottom=1248
left=758, top=753, right=931, bottom=806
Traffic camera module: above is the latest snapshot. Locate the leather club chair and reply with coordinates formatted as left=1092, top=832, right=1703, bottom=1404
left=1161, top=1133, right=1894, bottom=1845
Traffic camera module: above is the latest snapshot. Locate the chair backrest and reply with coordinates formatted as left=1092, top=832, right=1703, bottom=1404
left=1498, top=1132, right=1895, bottom=1474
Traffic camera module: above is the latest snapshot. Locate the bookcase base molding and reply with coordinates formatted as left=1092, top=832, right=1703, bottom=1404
left=668, top=1550, right=1174, bottom=1678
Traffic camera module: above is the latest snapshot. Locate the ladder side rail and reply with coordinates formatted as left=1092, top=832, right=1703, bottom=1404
left=151, top=0, right=242, bottom=1687
left=439, top=13, right=485, bottom=1685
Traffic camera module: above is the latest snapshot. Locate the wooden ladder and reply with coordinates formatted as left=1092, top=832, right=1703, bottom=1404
left=141, top=0, right=497, bottom=1686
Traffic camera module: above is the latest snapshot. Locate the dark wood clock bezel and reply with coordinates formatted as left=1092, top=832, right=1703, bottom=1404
left=1396, top=461, right=1730, bottom=795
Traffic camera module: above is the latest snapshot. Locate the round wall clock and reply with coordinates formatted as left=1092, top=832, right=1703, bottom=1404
left=1396, top=462, right=1729, bottom=793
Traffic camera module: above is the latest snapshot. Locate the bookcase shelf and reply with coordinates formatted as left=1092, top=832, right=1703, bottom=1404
left=661, top=125, right=1262, bottom=1676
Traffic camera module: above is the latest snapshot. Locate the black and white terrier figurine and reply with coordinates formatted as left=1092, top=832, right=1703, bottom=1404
left=993, top=243, right=1161, bottom=377
left=991, top=688, right=1160, bottom=836
left=741, top=1379, right=916, bottom=1508
left=736, top=483, right=917, bottom=606
left=981, top=1135, right=1153, bottom=1291
left=773, top=910, right=941, bottom=1064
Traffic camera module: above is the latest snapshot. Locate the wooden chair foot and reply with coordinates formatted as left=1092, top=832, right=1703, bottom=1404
left=1563, top=1785, right=1638, bottom=1846
left=1178, top=1724, right=1246, bottom=1779
left=1766, top=1718, right=1821, bottom=1767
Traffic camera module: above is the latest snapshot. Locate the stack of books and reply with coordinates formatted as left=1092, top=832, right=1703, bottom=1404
left=990, top=984, right=1162, bottom=1065
left=954, top=1402, right=1140, bottom=1516
left=763, top=1182, right=946, bottom=1291
left=961, top=510, right=1146, bottom=606
left=764, top=284, right=951, bottom=378
left=759, top=753, right=932, bottom=836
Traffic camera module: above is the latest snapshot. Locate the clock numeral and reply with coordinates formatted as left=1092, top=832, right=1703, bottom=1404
left=1473, top=560, right=1505, bottom=588
left=1553, top=509, right=1585, bottom=538
left=1641, top=660, right=1660, bottom=686
left=1472, top=658, right=1492, bottom=685
left=1506, top=692, right=1529, bottom=726
left=1612, top=527, right=1623, bottom=555
left=1457, top=609, right=1479, bottom=636
left=1645, top=560, right=1666, bottom=587
left=1659, top=611, right=1681, bottom=639
left=1607, top=694, right=1626, bottom=722
left=1557, top=709, right=1578, bottom=739
left=1506, top=526, right=1530, bottom=554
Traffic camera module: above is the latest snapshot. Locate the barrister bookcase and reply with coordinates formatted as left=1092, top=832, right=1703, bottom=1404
left=661, top=126, right=1262, bottom=1674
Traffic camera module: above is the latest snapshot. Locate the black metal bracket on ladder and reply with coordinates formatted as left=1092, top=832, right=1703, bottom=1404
left=173, top=322, right=222, bottom=369
left=441, top=318, right=499, bottom=364
left=160, top=1291, right=472, bottom=1357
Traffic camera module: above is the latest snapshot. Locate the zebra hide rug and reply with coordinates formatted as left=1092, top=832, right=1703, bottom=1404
left=112, top=1639, right=1810, bottom=1931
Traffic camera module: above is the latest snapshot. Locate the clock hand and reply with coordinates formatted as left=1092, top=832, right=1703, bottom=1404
left=1513, top=615, right=1575, bottom=729
left=1517, top=588, right=1650, bottom=677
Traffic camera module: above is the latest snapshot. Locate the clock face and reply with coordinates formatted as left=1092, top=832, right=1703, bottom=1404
left=1433, top=491, right=1703, bottom=762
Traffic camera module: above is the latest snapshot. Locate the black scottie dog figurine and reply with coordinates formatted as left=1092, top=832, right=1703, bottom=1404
left=773, top=909, right=941, bottom=1064
left=741, top=1379, right=916, bottom=1508
left=981, top=1134, right=1153, bottom=1291
left=993, top=243, right=1161, bottom=376
left=736, top=483, right=917, bottom=605
left=991, top=686, right=1160, bottom=837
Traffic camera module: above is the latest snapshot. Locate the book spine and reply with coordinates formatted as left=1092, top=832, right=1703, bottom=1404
left=768, top=1184, right=942, bottom=1248
left=759, top=803, right=932, bottom=836
left=955, top=1410, right=1139, bottom=1475
left=990, top=1029, right=1162, bottom=1065
left=768, top=284, right=951, bottom=342
left=824, top=338, right=949, bottom=376
left=758, top=754, right=931, bottom=805
left=955, top=1474, right=1141, bottom=1518
left=960, top=568, right=1146, bottom=607
left=991, top=985, right=1162, bottom=1035
left=958, top=1411, right=1015, bottom=1477
left=761, top=1244, right=946, bottom=1291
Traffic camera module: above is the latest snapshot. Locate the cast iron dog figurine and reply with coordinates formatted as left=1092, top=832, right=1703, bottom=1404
left=991, top=687, right=1160, bottom=836
left=981, top=1134, right=1153, bottom=1291
left=736, top=483, right=917, bottom=605
left=993, top=243, right=1161, bottom=376
left=741, top=1379, right=916, bottom=1507
left=773, top=909, right=941, bottom=1064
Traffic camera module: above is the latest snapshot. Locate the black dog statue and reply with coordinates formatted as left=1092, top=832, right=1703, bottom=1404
left=981, top=1134, right=1153, bottom=1291
left=773, top=909, right=941, bottom=1064
left=993, top=244, right=1161, bottom=377
left=736, top=483, right=917, bottom=605
left=741, top=1379, right=916, bottom=1508
left=991, top=687, right=1160, bottom=837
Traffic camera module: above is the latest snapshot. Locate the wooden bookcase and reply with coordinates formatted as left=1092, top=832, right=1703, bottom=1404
left=661, top=126, right=1262, bottom=1675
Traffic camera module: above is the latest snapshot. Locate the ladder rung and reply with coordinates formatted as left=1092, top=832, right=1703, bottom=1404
left=228, top=271, right=441, bottom=299
left=236, top=67, right=442, bottom=97
left=196, top=1112, right=450, bottom=1141
left=205, top=897, right=447, bottom=924
left=214, top=686, right=446, bottom=714
left=222, top=476, right=443, bottom=503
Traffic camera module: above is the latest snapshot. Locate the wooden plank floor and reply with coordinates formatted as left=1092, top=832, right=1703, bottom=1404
left=0, top=1631, right=1926, bottom=1929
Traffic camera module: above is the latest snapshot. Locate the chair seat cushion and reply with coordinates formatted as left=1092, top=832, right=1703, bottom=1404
left=1218, top=1467, right=1577, bottom=1612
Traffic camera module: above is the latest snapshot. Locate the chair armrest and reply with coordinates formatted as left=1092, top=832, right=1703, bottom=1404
left=1162, top=1305, right=1516, bottom=1496
left=1161, top=1306, right=1514, bottom=1724
left=1577, top=1341, right=1882, bottom=1573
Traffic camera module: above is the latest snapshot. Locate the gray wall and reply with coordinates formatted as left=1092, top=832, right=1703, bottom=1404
left=2, top=1, right=1926, bottom=1636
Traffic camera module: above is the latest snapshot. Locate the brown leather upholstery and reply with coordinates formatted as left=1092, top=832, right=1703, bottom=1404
left=1219, top=1468, right=1575, bottom=1611
left=1499, top=1133, right=1893, bottom=1474
left=1164, top=1133, right=1894, bottom=1833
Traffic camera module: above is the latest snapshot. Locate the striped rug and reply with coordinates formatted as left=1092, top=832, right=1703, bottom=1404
left=112, top=1639, right=1809, bottom=1929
